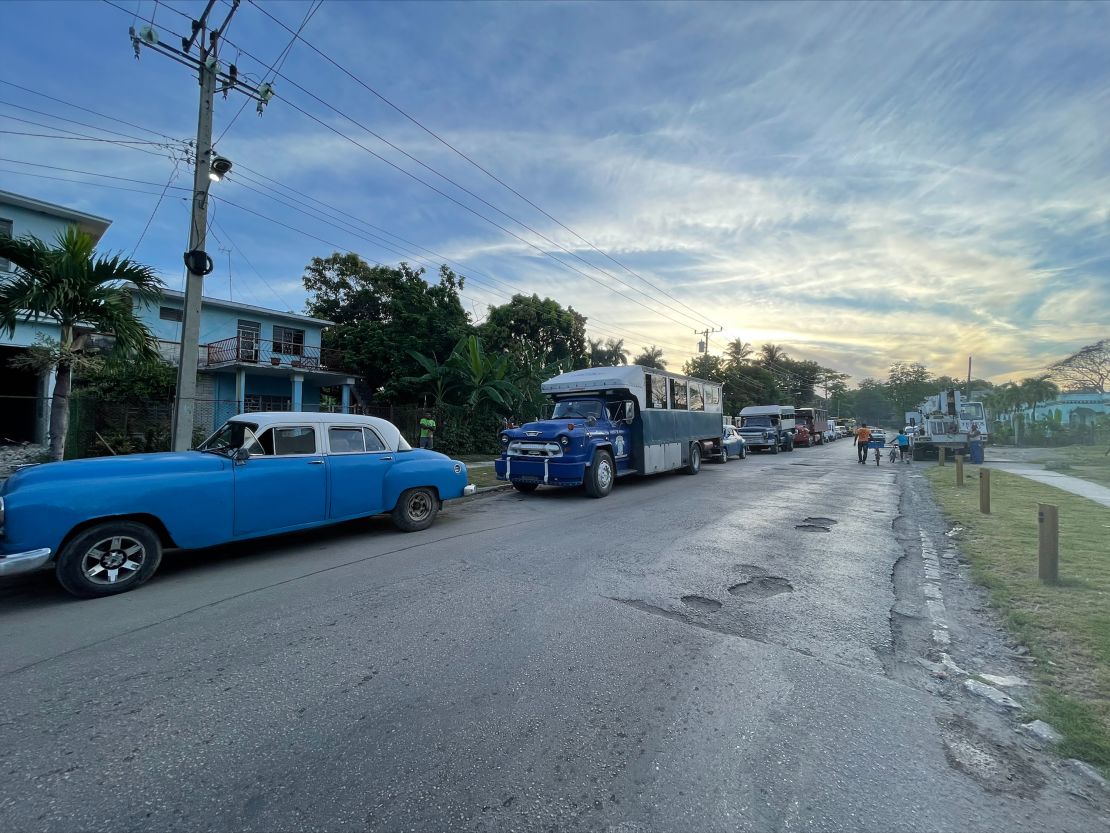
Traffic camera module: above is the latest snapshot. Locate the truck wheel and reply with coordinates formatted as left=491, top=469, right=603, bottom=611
left=719, top=446, right=728, bottom=463
left=785, top=438, right=795, bottom=452
left=55, top=520, right=163, bottom=598
left=392, top=487, right=439, bottom=532
left=771, top=442, right=780, bottom=454
left=685, top=443, right=701, bottom=474
left=512, top=482, right=539, bottom=493
left=585, top=450, right=615, bottom=498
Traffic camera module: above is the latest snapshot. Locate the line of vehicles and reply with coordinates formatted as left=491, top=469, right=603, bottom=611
left=494, top=365, right=846, bottom=497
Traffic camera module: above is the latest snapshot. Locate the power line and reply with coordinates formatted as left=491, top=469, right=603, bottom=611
left=212, top=35, right=716, bottom=332
left=247, top=0, right=723, bottom=330
left=132, top=159, right=182, bottom=255
left=213, top=0, right=321, bottom=146
left=0, top=156, right=188, bottom=188
left=210, top=216, right=301, bottom=312
left=0, top=166, right=187, bottom=198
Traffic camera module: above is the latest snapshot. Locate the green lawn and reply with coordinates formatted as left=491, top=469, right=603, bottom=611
left=1028, top=446, right=1110, bottom=489
left=926, top=465, right=1110, bottom=772
left=466, top=463, right=503, bottom=489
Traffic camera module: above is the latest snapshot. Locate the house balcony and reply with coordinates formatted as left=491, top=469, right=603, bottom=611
left=202, top=335, right=346, bottom=372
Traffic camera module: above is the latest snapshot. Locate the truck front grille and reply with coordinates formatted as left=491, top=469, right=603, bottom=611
left=507, top=441, right=563, bottom=458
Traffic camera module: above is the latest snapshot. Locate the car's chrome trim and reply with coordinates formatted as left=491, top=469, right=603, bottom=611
left=0, top=548, right=53, bottom=577
left=463, top=484, right=477, bottom=496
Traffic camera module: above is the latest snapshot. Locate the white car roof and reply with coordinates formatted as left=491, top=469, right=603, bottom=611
left=227, top=412, right=405, bottom=450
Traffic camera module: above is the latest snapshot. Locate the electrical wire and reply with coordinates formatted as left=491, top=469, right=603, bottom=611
left=0, top=166, right=188, bottom=198
left=132, top=159, right=182, bottom=255
left=247, top=0, right=722, bottom=330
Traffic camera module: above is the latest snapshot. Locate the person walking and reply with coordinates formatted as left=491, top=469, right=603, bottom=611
left=419, top=411, right=437, bottom=449
left=894, top=428, right=911, bottom=463
left=854, top=423, right=872, bottom=464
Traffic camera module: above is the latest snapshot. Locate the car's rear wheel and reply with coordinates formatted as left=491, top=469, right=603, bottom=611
left=55, top=521, right=162, bottom=598
left=392, top=487, right=439, bottom=532
left=512, top=481, right=539, bottom=493
left=685, top=443, right=701, bottom=474
left=719, top=445, right=728, bottom=463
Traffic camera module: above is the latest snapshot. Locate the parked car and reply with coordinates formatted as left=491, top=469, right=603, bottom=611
left=0, top=412, right=474, bottom=598
left=720, top=425, right=748, bottom=461
left=823, top=428, right=837, bottom=443
left=793, top=426, right=813, bottom=447
left=868, top=428, right=888, bottom=445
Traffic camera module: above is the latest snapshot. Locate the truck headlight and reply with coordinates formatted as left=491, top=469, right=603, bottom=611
left=500, top=434, right=509, bottom=444
left=559, top=435, right=569, bottom=446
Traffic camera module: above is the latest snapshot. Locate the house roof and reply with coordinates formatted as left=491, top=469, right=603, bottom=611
left=0, top=189, right=112, bottom=243
left=155, top=287, right=335, bottom=327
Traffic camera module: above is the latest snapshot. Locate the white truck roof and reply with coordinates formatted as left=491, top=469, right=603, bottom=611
left=541, top=365, right=722, bottom=412
left=739, top=404, right=795, bottom=416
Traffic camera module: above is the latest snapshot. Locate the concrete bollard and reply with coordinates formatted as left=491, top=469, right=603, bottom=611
left=955, top=454, right=965, bottom=487
left=938, top=446, right=946, bottom=466
left=1038, top=504, right=1059, bottom=584
left=980, top=468, right=991, bottom=514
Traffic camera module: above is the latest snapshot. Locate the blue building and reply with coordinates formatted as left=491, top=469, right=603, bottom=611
left=1, top=189, right=357, bottom=444
left=1013, top=391, right=1108, bottom=427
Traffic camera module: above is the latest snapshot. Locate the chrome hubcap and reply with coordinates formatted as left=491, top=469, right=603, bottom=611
left=408, top=493, right=432, bottom=521
left=598, top=460, right=613, bottom=489
left=82, top=536, right=145, bottom=585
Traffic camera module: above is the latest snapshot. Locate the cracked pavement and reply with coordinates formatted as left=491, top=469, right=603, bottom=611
left=0, top=444, right=1107, bottom=831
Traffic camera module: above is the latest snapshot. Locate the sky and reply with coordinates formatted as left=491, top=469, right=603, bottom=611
left=2, top=0, right=1108, bottom=385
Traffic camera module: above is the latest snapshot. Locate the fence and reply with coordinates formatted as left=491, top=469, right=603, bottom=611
left=57, top=395, right=503, bottom=459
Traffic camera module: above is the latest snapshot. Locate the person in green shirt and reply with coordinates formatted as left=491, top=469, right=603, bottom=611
left=419, top=412, right=437, bottom=449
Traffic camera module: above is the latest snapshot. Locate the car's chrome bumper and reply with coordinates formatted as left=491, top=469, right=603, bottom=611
left=463, top=484, right=477, bottom=496
left=0, top=548, right=53, bottom=577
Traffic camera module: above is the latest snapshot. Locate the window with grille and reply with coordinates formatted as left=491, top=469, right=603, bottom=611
left=244, top=394, right=292, bottom=412
left=159, top=306, right=183, bottom=322
left=0, top=218, right=12, bottom=271
left=273, top=325, right=304, bottom=356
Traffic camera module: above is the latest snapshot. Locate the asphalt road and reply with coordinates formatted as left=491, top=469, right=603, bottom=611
left=0, top=442, right=1106, bottom=832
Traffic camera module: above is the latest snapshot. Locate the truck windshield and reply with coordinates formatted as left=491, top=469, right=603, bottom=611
left=552, top=400, right=604, bottom=420
left=741, top=416, right=773, bottom=428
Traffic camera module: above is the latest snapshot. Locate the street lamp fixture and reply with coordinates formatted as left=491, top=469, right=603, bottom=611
left=209, top=155, right=232, bottom=182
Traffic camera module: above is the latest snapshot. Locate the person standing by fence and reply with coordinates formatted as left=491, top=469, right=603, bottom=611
left=854, top=423, right=872, bottom=464
left=419, top=411, right=437, bottom=449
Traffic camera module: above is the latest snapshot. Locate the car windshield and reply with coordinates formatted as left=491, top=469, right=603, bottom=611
left=552, top=399, right=603, bottom=420
left=197, top=420, right=258, bottom=453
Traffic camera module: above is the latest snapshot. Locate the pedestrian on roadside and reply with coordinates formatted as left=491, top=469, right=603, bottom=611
left=968, top=422, right=984, bottom=464
left=854, top=423, right=872, bottom=464
left=419, top=411, right=437, bottom=449
left=894, top=428, right=911, bottom=463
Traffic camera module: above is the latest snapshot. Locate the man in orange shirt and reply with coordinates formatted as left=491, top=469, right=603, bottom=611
left=854, top=423, right=872, bottom=464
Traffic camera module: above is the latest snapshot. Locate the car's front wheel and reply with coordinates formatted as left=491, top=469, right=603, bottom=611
left=392, top=487, right=439, bottom=532
left=55, top=520, right=163, bottom=598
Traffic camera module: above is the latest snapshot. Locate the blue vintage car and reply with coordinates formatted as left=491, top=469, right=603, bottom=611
left=0, top=413, right=474, bottom=598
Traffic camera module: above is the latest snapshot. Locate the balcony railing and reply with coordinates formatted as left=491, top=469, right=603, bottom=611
left=202, top=335, right=345, bottom=372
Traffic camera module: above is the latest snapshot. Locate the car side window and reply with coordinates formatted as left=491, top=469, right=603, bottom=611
left=272, top=426, right=317, bottom=455
left=328, top=427, right=366, bottom=454
left=363, top=428, right=387, bottom=452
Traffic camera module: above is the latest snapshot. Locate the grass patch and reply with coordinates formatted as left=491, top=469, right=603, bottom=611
left=925, top=465, right=1110, bottom=773
left=1028, top=445, right=1110, bottom=489
left=466, top=464, right=503, bottom=489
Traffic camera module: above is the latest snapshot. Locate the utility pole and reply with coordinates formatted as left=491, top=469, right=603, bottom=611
left=694, top=326, right=723, bottom=354
left=130, top=0, right=273, bottom=450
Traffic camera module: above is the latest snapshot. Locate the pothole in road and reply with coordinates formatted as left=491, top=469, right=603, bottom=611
left=728, top=576, right=794, bottom=599
left=940, top=717, right=1044, bottom=794
left=803, top=517, right=838, bottom=526
left=681, top=595, right=722, bottom=613
left=795, top=524, right=830, bottom=532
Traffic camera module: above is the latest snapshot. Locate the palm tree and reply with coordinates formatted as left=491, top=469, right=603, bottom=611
left=725, top=339, right=754, bottom=367
left=0, top=227, right=163, bottom=460
left=632, top=345, right=666, bottom=369
left=1019, top=375, right=1060, bottom=422
left=759, top=343, right=787, bottom=366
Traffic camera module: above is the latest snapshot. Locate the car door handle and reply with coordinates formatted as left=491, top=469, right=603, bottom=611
left=308, top=460, right=325, bottom=465
left=380, top=456, right=393, bottom=461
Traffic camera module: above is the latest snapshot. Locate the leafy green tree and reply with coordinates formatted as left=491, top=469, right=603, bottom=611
left=303, top=256, right=471, bottom=402
left=759, top=343, right=787, bottom=366
left=886, top=362, right=933, bottom=420
left=0, top=227, right=162, bottom=460
left=852, top=378, right=894, bottom=426
left=682, top=354, right=725, bottom=381
left=478, top=294, right=587, bottom=369
left=632, top=345, right=666, bottom=369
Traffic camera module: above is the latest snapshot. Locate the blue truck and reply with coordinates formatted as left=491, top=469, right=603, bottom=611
left=495, top=365, right=724, bottom=498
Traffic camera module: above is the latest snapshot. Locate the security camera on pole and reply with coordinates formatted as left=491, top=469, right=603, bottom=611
left=130, top=0, right=275, bottom=450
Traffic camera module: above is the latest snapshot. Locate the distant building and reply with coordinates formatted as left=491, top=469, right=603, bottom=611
left=0, top=189, right=358, bottom=445
left=1011, top=391, right=1108, bottom=426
